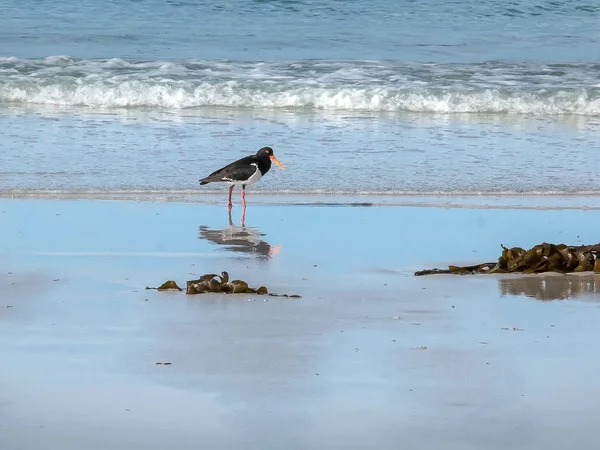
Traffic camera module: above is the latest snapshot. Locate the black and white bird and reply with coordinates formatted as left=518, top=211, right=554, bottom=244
left=199, top=146, right=285, bottom=210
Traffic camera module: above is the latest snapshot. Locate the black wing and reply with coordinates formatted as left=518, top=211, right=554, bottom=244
left=200, top=155, right=258, bottom=184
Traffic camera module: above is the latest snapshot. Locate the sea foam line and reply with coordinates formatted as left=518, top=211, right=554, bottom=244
left=2, top=56, right=600, bottom=114
left=3, top=189, right=600, bottom=198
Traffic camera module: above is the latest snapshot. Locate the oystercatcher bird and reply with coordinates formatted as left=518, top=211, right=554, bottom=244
left=199, top=146, right=285, bottom=211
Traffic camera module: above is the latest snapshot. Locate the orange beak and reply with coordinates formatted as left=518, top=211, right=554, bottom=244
left=269, top=155, right=285, bottom=170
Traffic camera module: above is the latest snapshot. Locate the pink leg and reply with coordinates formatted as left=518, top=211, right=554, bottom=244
left=227, top=185, right=234, bottom=210
left=240, top=186, right=247, bottom=208
left=240, top=186, right=247, bottom=227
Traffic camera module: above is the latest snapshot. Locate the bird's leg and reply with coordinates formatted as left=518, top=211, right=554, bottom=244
left=241, top=185, right=247, bottom=208
left=227, top=185, right=234, bottom=210
left=228, top=207, right=233, bottom=226
left=240, top=185, right=247, bottom=227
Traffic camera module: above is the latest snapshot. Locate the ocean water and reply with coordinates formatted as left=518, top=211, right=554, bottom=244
left=1, top=0, right=600, bottom=200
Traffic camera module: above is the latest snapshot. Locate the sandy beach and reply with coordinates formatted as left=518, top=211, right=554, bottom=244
left=1, top=197, right=600, bottom=450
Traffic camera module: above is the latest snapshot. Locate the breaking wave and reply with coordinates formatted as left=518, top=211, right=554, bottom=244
left=2, top=56, right=600, bottom=115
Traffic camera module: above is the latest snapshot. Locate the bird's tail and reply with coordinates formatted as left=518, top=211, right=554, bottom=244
left=199, top=178, right=210, bottom=185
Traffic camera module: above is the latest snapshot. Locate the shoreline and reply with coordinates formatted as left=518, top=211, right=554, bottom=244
left=1, top=191, right=600, bottom=211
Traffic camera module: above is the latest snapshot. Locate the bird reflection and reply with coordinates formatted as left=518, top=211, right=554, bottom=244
left=498, top=274, right=600, bottom=301
left=198, top=209, right=281, bottom=259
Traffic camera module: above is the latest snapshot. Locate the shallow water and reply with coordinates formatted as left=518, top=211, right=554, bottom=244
left=1, top=106, right=599, bottom=196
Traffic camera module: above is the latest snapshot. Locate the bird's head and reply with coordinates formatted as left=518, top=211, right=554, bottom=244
left=257, top=147, right=285, bottom=170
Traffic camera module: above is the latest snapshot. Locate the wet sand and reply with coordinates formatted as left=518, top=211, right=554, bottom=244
left=1, top=198, right=600, bottom=450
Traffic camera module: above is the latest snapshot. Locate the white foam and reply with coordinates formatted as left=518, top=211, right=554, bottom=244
left=1, top=57, right=600, bottom=115
left=3, top=188, right=600, bottom=197
left=3, top=189, right=600, bottom=211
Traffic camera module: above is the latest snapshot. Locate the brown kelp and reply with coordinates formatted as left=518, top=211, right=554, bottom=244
left=147, top=271, right=301, bottom=298
left=415, top=243, right=600, bottom=276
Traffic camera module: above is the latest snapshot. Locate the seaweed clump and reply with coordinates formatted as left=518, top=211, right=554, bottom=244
left=415, top=242, right=600, bottom=276
left=147, top=271, right=301, bottom=298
